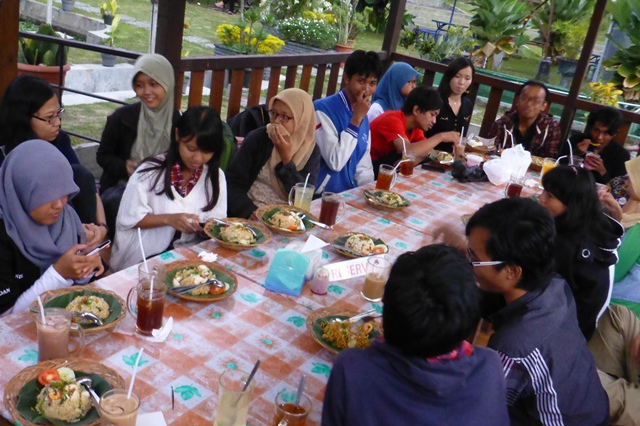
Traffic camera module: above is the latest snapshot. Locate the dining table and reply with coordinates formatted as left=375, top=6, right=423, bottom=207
left=0, top=165, right=542, bottom=426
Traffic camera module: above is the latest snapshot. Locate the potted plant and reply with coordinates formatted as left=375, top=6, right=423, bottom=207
left=100, top=0, right=118, bottom=25
left=333, top=0, right=362, bottom=50
left=589, top=81, right=623, bottom=107
left=17, top=23, right=70, bottom=86
left=101, top=15, right=121, bottom=67
left=602, top=0, right=640, bottom=101
left=215, top=9, right=285, bottom=55
left=554, top=18, right=589, bottom=87
left=61, top=0, right=75, bottom=12
left=276, top=16, right=338, bottom=50
left=469, top=0, right=530, bottom=70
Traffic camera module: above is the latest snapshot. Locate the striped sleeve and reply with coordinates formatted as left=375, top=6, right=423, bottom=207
left=497, top=349, right=564, bottom=426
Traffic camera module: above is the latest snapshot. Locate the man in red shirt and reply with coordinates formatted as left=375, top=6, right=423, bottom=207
left=370, top=86, right=460, bottom=175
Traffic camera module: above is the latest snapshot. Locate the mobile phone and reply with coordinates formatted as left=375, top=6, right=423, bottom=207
left=78, top=239, right=111, bottom=256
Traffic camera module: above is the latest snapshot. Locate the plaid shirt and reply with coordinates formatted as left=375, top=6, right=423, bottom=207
left=170, top=162, right=203, bottom=197
left=489, top=110, right=562, bottom=159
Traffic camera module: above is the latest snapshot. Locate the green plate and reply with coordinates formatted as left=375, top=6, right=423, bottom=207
left=310, top=315, right=382, bottom=354
left=208, top=223, right=266, bottom=244
left=332, top=233, right=388, bottom=258
left=262, top=207, right=315, bottom=232
left=43, top=290, right=123, bottom=330
left=166, top=265, right=237, bottom=301
left=16, top=372, right=111, bottom=426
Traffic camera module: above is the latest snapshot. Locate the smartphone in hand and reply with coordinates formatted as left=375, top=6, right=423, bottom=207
left=77, top=239, right=111, bottom=256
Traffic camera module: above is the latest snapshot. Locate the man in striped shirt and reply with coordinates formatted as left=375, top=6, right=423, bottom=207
left=466, top=198, right=609, bottom=425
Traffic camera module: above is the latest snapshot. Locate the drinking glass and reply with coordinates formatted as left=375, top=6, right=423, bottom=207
left=505, top=175, right=524, bottom=198
left=318, top=192, right=345, bottom=228
left=540, top=157, right=556, bottom=178
left=399, top=152, right=416, bottom=177
left=126, top=263, right=167, bottom=336
left=214, top=369, right=256, bottom=426
left=99, top=389, right=140, bottom=426
left=288, top=183, right=315, bottom=212
left=35, top=308, right=85, bottom=362
left=375, top=164, right=396, bottom=190
left=272, top=390, right=312, bottom=426
left=360, top=256, right=392, bottom=302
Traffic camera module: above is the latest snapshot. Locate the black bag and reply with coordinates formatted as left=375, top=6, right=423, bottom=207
left=227, top=104, right=270, bottom=138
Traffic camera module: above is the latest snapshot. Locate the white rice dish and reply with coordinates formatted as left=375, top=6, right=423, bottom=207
left=270, top=210, right=302, bottom=231
left=172, top=265, right=216, bottom=295
left=345, top=234, right=375, bottom=256
left=36, top=380, right=91, bottom=422
left=376, top=191, right=405, bottom=207
left=220, top=223, right=255, bottom=245
left=66, top=295, right=110, bottom=320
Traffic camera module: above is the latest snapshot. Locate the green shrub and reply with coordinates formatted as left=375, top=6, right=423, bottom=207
left=276, top=17, right=338, bottom=50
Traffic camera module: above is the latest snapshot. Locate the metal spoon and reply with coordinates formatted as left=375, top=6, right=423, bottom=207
left=293, top=211, right=331, bottom=230
left=73, top=311, right=104, bottom=326
left=172, top=277, right=226, bottom=295
left=76, top=377, right=101, bottom=407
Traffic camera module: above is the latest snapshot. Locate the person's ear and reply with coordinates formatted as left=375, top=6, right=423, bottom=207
left=412, top=105, right=420, bottom=117
left=505, top=264, right=522, bottom=283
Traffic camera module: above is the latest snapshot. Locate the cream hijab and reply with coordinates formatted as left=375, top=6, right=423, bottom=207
left=622, top=156, right=640, bottom=229
left=130, top=54, right=175, bottom=162
left=267, top=88, right=316, bottom=197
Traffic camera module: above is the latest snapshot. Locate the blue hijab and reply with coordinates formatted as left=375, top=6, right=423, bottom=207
left=371, top=62, right=420, bottom=112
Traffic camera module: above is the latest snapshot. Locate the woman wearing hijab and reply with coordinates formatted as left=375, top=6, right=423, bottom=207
left=226, top=88, right=320, bottom=219
left=110, top=107, right=227, bottom=271
left=367, top=62, right=420, bottom=122
left=97, top=53, right=181, bottom=236
left=0, top=140, right=104, bottom=315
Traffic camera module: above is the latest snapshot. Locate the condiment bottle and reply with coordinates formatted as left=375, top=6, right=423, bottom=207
left=311, top=267, right=330, bottom=295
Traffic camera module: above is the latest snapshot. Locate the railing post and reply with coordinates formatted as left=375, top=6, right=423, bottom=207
left=0, top=0, right=19, bottom=96
left=381, top=0, right=405, bottom=71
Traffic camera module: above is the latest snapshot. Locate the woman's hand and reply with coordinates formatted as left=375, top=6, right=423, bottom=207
left=270, top=124, right=293, bottom=164
left=441, top=131, right=461, bottom=144
left=126, top=160, right=140, bottom=177
left=599, top=191, right=623, bottom=221
left=167, top=213, right=201, bottom=234
left=83, top=223, right=107, bottom=246
left=53, top=244, right=105, bottom=279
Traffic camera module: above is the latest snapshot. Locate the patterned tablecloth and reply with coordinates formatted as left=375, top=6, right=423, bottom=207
left=0, top=169, right=542, bottom=425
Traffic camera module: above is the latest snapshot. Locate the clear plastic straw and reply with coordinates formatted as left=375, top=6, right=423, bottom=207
left=397, top=134, right=407, bottom=156
left=318, top=174, right=331, bottom=193
left=127, top=347, right=144, bottom=399
left=302, top=172, right=310, bottom=193
left=567, top=139, right=574, bottom=165
left=137, top=228, right=149, bottom=273
left=294, top=374, right=306, bottom=408
left=37, top=296, right=46, bottom=325
left=458, top=126, right=465, bottom=146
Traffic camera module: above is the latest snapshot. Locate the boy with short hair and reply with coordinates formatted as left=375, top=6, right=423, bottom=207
left=313, top=50, right=382, bottom=193
left=322, top=245, right=509, bottom=426
left=466, top=198, right=609, bottom=425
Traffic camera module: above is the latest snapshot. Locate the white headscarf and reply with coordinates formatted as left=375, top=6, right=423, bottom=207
left=130, top=54, right=175, bottom=162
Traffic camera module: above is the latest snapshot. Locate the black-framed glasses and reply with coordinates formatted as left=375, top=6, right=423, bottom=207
left=466, top=248, right=506, bottom=268
left=33, top=108, right=65, bottom=125
left=268, top=110, right=292, bottom=124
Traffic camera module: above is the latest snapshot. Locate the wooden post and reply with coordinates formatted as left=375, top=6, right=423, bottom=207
left=558, top=0, right=608, bottom=143
left=155, top=0, right=186, bottom=110
left=0, top=0, right=20, bottom=96
left=381, top=0, right=405, bottom=68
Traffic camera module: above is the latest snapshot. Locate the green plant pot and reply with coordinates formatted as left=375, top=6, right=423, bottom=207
left=103, top=15, right=114, bottom=25
left=61, top=0, right=75, bottom=11
left=101, top=53, right=117, bottom=67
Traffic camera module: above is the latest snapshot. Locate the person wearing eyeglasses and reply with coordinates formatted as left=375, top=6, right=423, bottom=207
left=366, top=61, right=420, bottom=123
left=225, top=88, right=320, bottom=219
left=0, top=75, right=107, bottom=248
left=466, top=198, right=609, bottom=425
left=488, top=80, right=561, bottom=158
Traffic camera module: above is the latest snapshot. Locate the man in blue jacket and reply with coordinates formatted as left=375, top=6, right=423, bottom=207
left=313, top=50, right=382, bottom=193
left=466, top=198, right=609, bottom=425
left=322, top=245, right=509, bottom=426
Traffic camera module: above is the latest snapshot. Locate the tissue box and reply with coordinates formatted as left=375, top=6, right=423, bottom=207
left=265, top=249, right=310, bottom=296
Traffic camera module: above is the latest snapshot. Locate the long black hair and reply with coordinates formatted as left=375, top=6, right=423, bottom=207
left=141, top=106, right=224, bottom=211
left=542, top=165, right=608, bottom=239
left=437, top=56, right=475, bottom=99
left=0, top=75, right=57, bottom=152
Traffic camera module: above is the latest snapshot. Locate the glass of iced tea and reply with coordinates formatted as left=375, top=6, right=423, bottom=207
left=375, top=164, right=396, bottom=191
left=318, top=192, right=345, bottom=228
left=504, top=175, right=524, bottom=199
left=272, top=390, right=312, bottom=426
left=126, top=263, right=167, bottom=336
left=361, top=256, right=392, bottom=302
left=399, top=152, right=416, bottom=177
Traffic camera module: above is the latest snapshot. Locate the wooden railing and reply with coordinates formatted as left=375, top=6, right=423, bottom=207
left=178, top=49, right=640, bottom=146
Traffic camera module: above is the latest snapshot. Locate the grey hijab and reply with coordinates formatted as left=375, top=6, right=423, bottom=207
left=0, top=140, right=85, bottom=272
left=130, top=54, right=175, bottom=162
